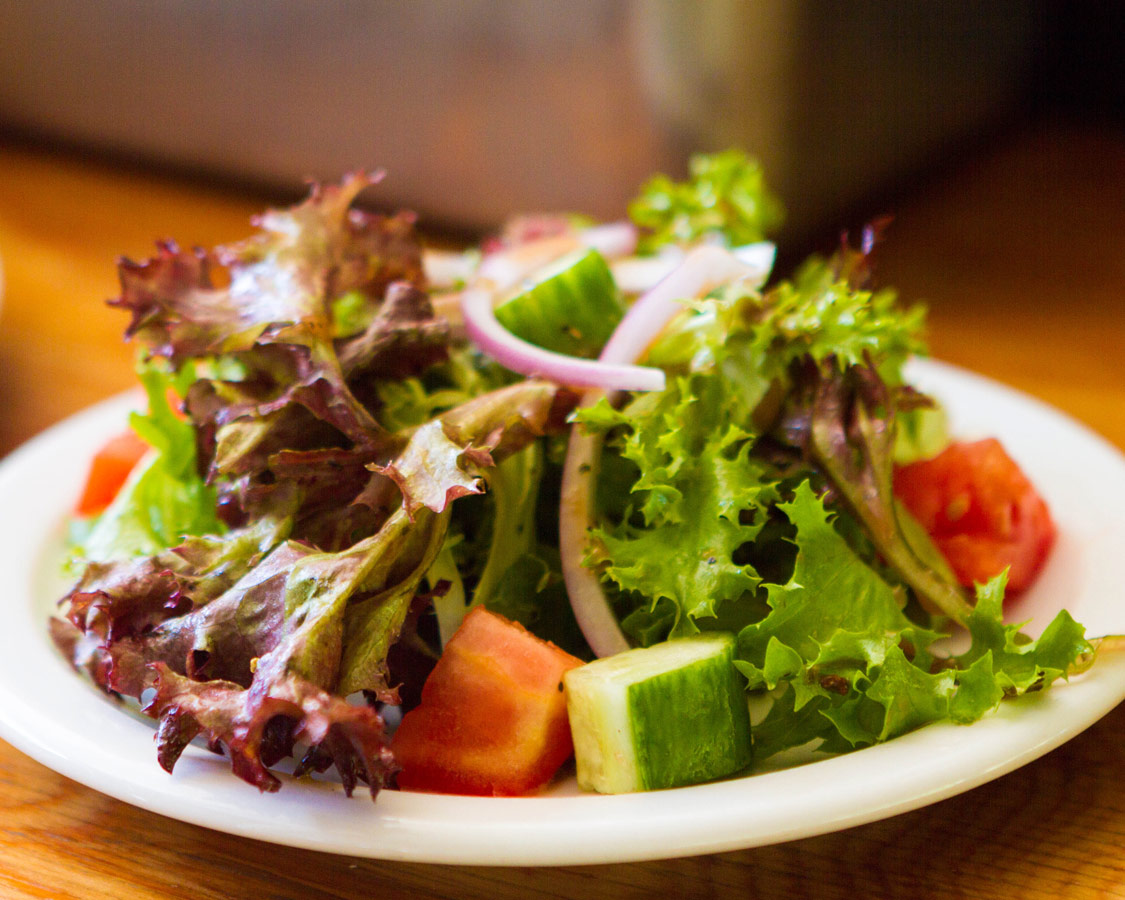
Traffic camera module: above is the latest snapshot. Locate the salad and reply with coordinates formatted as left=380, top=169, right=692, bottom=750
left=51, top=152, right=1092, bottom=800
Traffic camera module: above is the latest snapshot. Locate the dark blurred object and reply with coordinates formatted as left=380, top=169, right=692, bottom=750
left=0, top=1, right=1040, bottom=240
left=1031, top=1, right=1125, bottom=120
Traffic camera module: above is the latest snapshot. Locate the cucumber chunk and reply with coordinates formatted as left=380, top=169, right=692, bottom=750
left=493, top=248, right=625, bottom=358
left=563, top=633, right=752, bottom=793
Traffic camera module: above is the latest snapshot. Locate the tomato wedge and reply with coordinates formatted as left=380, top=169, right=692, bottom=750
left=75, top=429, right=149, bottom=517
left=391, top=607, right=584, bottom=796
left=893, top=438, right=1055, bottom=595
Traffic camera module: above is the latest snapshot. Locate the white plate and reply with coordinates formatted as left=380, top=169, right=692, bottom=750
left=1, top=358, right=1124, bottom=866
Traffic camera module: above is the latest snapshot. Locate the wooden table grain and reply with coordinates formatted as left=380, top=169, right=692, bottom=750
left=0, top=121, right=1123, bottom=899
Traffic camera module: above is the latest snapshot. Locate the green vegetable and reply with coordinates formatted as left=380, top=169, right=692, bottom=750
left=425, top=538, right=469, bottom=646
left=628, top=149, right=784, bottom=253
left=894, top=402, right=950, bottom=464
left=581, top=232, right=1093, bottom=766
left=579, top=263, right=927, bottom=642
left=426, top=443, right=544, bottom=646
left=472, top=444, right=544, bottom=605
left=746, top=568, right=1092, bottom=760
left=331, top=288, right=375, bottom=337
left=79, top=361, right=223, bottom=562
left=375, top=346, right=507, bottom=432
left=564, top=633, right=752, bottom=792
left=493, top=248, right=625, bottom=358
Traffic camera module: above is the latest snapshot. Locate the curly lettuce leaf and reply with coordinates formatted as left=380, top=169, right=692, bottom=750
left=753, top=257, right=926, bottom=378
left=114, top=175, right=437, bottom=506
left=954, top=572, right=1093, bottom=699
left=585, top=377, right=775, bottom=634
left=56, top=369, right=565, bottom=796
left=140, top=506, right=446, bottom=795
left=629, top=149, right=784, bottom=253
left=582, top=256, right=930, bottom=639
left=736, top=482, right=915, bottom=675
left=56, top=489, right=447, bottom=796
left=115, top=174, right=422, bottom=367
left=738, top=516, right=1093, bottom=761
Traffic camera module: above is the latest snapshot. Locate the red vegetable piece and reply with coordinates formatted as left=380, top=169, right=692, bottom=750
left=893, top=438, right=1056, bottom=595
left=75, top=429, right=149, bottom=517
left=391, top=607, right=584, bottom=796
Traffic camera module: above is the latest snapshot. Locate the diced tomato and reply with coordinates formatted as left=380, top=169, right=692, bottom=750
left=75, top=429, right=149, bottom=517
left=391, top=607, right=584, bottom=796
left=893, top=438, right=1056, bottom=595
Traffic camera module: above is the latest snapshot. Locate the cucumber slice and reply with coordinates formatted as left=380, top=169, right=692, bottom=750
left=563, top=633, right=752, bottom=793
left=493, top=248, right=625, bottom=358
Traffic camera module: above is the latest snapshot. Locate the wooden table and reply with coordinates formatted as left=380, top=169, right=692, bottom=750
left=0, top=120, right=1123, bottom=899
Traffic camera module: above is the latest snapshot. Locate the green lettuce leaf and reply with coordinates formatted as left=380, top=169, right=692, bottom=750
left=954, top=572, right=1093, bottom=698
left=470, top=444, right=543, bottom=606
left=780, top=361, right=972, bottom=623
left=478, top=549, right=589, bottom=658
left=738, top=564, right=1093, bottom=760
left=81, top=362, right=223, bottom=562
left=737, top=482, right=914, bottom=674
left=753, top=256, right=926, bottom=377
left=629, top=149, right=784, bottom=253
left=582, top=253, right=931, bottom=643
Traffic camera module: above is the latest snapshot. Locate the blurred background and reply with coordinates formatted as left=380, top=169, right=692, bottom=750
left=0, top=0, right=1121, bottom=248
left=0, top=0, right=1122, bottom=455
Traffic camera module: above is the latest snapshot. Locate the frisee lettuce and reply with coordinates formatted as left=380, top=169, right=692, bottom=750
left=579, top=228, right=1091, bottom=763
left=629, top=149, right=785, bottom=253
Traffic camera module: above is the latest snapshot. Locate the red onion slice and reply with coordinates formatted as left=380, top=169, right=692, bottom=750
left=561, top=244, right=766, bottom=657
left=559, top=410, right=631, bottom=657
left=610, top=246, right=685, bottom=294
left=600, top=244, right=760, bottom=365
left=459, top=289, right=666, bottom=393
left=611, top=241, right=775, bottom=295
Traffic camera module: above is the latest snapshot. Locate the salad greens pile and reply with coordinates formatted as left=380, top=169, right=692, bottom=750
left=53, top=155, right=1091, bottom=799
left=576, top=225, right=1088, bottom=756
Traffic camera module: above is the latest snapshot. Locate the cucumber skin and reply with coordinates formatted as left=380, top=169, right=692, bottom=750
left=629, top=638, right=753, bottom=790
left=493, top=249, right=625, bottom=358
